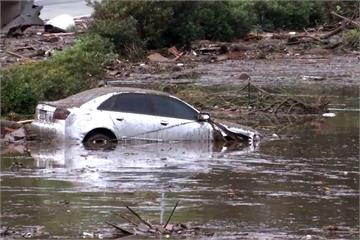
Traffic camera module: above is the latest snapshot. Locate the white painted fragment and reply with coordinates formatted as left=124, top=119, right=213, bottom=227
left=46, top=14, right=75, bottom=32
left=322, top=112, right=336, bottom=117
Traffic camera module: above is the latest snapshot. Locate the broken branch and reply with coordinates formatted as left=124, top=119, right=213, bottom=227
left=105, top=221, right=133, bottom=235
left=113, top=212, right=138, bottom=227
left=331, top=11, right=360, bottom=27
left=126, top=206, right=154, bottom=230
left=164, top=200, right=180, bottom=229
left=320, top=22, right=349, bottom=39
left=6, top=50, right=27, bottom=59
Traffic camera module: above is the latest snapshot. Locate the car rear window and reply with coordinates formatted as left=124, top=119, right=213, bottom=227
left=98, top=93, right=197, bottom=120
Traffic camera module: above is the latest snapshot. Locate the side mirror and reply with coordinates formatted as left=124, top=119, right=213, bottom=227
left=197, top=112, right=210, bottom=122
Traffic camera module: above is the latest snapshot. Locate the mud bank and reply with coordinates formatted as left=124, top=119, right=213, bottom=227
left=106, top=54, right=360, bottom=89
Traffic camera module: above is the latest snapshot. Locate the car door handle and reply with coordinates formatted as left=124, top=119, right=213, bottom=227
left=160, top=120, right=168, bottom=126
left=116, top=117, right=124, bottom=121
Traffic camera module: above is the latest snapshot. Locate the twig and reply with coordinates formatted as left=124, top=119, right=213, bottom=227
left=274, top=98, right=291, bottom=115
left=105, top=221, right=133, bottom=235
left=6, top=50, right=27, bottom=59
left=126, top=206, right=154, bottom=230
left=14, top=45, right=35, bottom=51
left=164, top=200, right=180, bottom=229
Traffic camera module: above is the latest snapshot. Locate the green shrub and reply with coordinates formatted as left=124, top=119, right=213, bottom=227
left=343, top=29, right=360, bottom=50
left=241, top=0, right=326, bottom=31
left=88, top=0, right=252, bottom=54
left=1, top=34, right=116, bottom=115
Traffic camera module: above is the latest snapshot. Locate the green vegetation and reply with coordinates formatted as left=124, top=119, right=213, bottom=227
left=242, top=1, right=326, bottom=30
left=87, top=0, right=252, bottom=55
left=1, top=34, right=116, bottom=115
left=343, top=29, right=360, bottom=49
left=88, top=0, right=358, bottom=54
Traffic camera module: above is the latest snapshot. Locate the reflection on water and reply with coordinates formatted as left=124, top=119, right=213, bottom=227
left=0, top=112, right=358, bottom=239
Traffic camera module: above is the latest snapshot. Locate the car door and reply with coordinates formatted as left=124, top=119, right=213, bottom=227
left=148, top=95, right=213, bottom=141
left=98, top=93, right=161, bottom=141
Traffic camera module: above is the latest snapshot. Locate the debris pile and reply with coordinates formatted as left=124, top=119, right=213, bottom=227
left=190, top=12, right=359, bottom=62
left=1, top=120, right=26, bottom=144
left=103, top=202, right=201, bottom=238
left=0, top=16, right=91, bottom=66
left=174, top=82, right=330, bottom=116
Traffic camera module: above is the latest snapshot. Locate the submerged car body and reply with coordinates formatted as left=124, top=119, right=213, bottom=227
left=31, top=87, right=259, bottom=148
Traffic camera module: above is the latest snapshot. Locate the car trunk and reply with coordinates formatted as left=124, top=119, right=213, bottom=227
left=35, top=104, right=57, bottom=122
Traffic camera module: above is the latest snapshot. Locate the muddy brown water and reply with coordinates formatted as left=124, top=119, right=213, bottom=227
left=1, top=57, right=359, bottom=239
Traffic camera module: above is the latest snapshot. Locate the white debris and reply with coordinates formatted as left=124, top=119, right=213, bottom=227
left=272, top=133, right=279, bottom=138
left=302, top=75, right=325, bottom=81
left=322, top=112, right=336, bottom=117
left=82, top=232, right=94, bottom=238
left=45, top=14, right=75, bottom=32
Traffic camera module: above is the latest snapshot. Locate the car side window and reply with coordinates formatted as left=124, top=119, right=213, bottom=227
left=97, top=95, right=116, bottom=110
left=98, top=93, right=197, bottom=120
left=98, top=93, right=154, bottom=115
left=151, top=95, right=197, bottom=120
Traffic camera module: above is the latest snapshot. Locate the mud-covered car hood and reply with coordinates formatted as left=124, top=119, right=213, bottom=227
left=212, top=118, right=260, bottom=144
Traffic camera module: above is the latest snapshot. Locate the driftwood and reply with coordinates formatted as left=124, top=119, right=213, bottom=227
left=320, top=21, right=350, bottom=39
left=6, top=50, right=27, bottom=59
left=331, top=11, right=360, bottom=28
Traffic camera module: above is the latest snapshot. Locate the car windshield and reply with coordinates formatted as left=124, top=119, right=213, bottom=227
left=98, top=93, right=198, bottom=120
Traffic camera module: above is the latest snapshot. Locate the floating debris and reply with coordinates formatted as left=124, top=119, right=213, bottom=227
left=105, top=201, right=202, bottom=238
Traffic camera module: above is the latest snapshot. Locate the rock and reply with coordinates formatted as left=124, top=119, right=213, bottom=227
left=216, top=54, right=228, bottom=61
left=147, top=53, right=171, bottom=62
left=4, top=127, right=26, bottom=143
left=238, top=72, right=251, bottom=81
left=172, top=65, right=182, bottom=71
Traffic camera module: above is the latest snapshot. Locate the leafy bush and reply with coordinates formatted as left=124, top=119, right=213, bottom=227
left=1, top=34, right=116, bottom=115
left=240, top=0, right=326, bottom=31
left=88, top=0, right=356, bottom=53
left=343, top=29, right=360, bottom=49
left=88, top=0, right=252, bottom=54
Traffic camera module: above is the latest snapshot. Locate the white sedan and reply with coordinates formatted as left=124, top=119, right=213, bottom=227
left=31, top=87, right=259, bottom=149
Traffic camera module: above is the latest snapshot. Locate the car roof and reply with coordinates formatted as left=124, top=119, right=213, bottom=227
left=41, top=87, right=170, bottom=108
